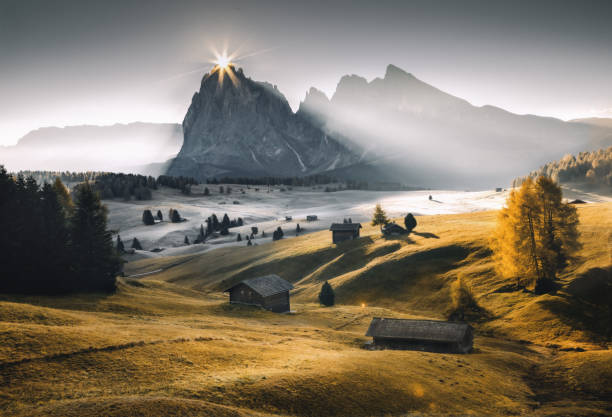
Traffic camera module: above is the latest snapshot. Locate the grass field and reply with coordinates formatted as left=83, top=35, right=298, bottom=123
left=1, top=203, right=610, bottom=416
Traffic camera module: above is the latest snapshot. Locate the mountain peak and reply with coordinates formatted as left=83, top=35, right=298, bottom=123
left=384, top=64, right=414, bottom=80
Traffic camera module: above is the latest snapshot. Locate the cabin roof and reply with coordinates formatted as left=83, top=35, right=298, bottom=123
left=224, top=274, right=294, bottom=297
left=365, top=317, right=471, bottom=343
left=382, top=222, right=406, bottom=231
left=329, top=223, right=362, bottom=231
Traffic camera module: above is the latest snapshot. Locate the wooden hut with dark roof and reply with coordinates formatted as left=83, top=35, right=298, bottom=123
left=223, top=274, right=293, bottom=313
left=329, top=222, right=362, bottom=243
left=365, top=317, right=473, bottom=353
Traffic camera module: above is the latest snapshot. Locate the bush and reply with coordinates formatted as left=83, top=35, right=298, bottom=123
left=142, top=210, right=155, bottom=225
left=447, top=276, right=479, bottom=321
left=319, top=281, right=335, bottom=306
left=404, top=213, right=417, bottom=232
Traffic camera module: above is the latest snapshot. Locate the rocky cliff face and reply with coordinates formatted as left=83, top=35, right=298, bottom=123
left=167, top=65, right=358, bottom=180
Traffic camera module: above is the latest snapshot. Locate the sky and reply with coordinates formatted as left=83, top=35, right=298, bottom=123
left=1, top=0, right=611, bottom=146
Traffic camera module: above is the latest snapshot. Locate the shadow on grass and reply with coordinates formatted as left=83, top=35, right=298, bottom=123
left=412, top=231, right=440, bottom=239
left=539, top=266, right=612, bottom=342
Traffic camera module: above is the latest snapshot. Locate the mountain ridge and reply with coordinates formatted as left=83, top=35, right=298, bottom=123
left=166, top=64, right=360, bottom=180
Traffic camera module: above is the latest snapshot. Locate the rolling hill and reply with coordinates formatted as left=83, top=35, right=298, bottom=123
left=1, top=203, right=610, bottom=416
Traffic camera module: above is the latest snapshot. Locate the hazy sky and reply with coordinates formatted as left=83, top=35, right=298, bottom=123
left=1, top=0, right=611, bottom=145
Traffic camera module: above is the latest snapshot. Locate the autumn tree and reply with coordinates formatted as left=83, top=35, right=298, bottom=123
left=371, top=203, right=389, bottom=227
left=491, top=176, right=580, bottom=293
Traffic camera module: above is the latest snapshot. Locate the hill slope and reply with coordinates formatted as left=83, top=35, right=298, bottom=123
left=2, top=204, right=610, bottom=416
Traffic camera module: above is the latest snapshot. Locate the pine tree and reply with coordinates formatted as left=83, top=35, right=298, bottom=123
left=204, top=187, right=210, bottom=196
left=318, top=281, right=335, bottom=306
left=404, top=213, right=417, bottom=233
left=212, top=214, right=220, bottom=230
left=296, top=223, right=301, bottom=234
left=222, top=213, right=230, bottom=229
left=52, top=177, right=73, bottom=215
left=237, top=234, right=242, bottom=242
left=116, top=235, right=125, bottom=253
left=70, top=182, right=121, bottom=292
left=184, top=235, right=190, bottom=245
left=156, top=210, right=163, bottom=221
left=131, top=237, right=143, bottom=250
left=170, top=209, right=182, bottom=223
left=491, top=176, right=580, bottom=293
left=371, top=203, right=389, bottom=227
left=142, top=209, right=155, bottom=225
left=247, top=238, right=252, bottom=246
left=39, top=182, right=73, bottom=292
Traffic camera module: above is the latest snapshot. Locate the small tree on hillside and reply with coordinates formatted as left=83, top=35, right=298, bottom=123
left=237, top=234, right=242, bottom=242
left=131, top=237, right=143, bottom=250
left=296, top=223, right=301, bottom=234
left=404, top=213, right=417, bottom=233
left=156, top=210, right=163, bottom=221
left=169, top=209, right=182, bottom=223
left=204, top=187, right=210, bottom=196
left=371, top=203, right=389, bottom=227
left=116, top=235, right=125, bottom=253
left=319, top=281, right=335, bottom=306
left=184, top=235, right=190, bottom=245
left=142, top=209, right=155, bottom=225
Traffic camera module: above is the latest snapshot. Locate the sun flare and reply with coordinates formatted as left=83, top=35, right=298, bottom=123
left=214, top=53, right=231, bottom=69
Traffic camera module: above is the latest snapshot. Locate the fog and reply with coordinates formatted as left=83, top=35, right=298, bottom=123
left=1, top=123, right=182, bottom=175
left=299, top=66, right=612, bottom=188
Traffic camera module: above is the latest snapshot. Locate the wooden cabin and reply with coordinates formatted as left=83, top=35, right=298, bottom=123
left=365, top=317, right=473, bottom=353
left=223, top=274, right=293, bottom=313
left=382, top=222, right=407, bottom=236
left=329, top=222, right=362, bottom=243
left=306, top=215, right=318, bottom=221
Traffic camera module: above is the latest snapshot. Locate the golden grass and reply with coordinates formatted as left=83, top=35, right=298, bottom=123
left=1, top=203, right=610, bottom=416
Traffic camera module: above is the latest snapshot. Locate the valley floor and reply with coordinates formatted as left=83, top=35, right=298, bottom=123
left=1, top=203, right=611, bottom=416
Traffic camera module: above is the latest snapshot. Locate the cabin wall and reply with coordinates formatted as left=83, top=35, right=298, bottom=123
left=332, top=230, right=359, bottom=243
left=263, top=291, right=290, bottom=313
left=229, top=283, right=265, bottom=307
left=373, top=337, right=470, bottom=353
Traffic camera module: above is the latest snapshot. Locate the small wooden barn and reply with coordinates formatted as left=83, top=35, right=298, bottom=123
left=329, top=222, right=362, bottom=243
left=382, top=222, right=407, bottom=236
left=223, top=274, right=293, bottom=313
left=365, top=317, right=473, bottom=353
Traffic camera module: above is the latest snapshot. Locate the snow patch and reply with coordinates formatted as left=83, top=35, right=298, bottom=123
left=285, top=141, right=307, bottom=172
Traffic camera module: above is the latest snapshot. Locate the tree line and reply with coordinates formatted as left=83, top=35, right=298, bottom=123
left=515, top=146, right=612, bottom=188
left=0, top=166, right=120, bottom=294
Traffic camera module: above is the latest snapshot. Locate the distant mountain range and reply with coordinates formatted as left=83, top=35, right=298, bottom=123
left=3, top=65, right=612, bottom=187
left=297, top=65, right=612, bottom=187
left=0, top=122, right=182, bottom=175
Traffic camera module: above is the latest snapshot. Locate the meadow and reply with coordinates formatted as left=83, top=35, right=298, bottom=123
left=1, top=203, right=610, bottom=416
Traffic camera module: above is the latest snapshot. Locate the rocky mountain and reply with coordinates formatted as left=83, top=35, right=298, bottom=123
left=0, top=122, right=182, bottom=175
left=298, top=65, right=612, bottom=188
left=166, top=65, right=359, bottom=180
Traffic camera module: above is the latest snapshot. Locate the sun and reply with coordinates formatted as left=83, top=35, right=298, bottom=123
left=214, top=53, right=231, bottom=69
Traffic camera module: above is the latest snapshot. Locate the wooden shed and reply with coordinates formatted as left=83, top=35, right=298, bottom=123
left=382, top=222, right=407, bottom=236
left=223, top=274, right=293, bottom=313
left=365, top=317, right=473, bottom=353
left=329, top=222, right=362, bottom=243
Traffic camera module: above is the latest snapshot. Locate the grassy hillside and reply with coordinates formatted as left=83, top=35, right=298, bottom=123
left=1, top=204, right=610, bottom=416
